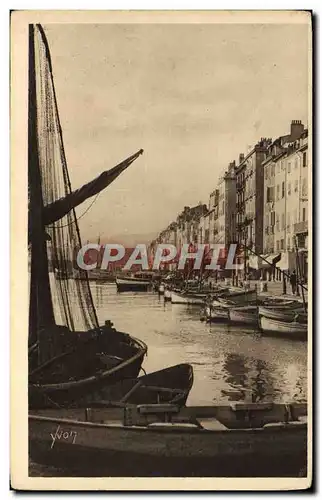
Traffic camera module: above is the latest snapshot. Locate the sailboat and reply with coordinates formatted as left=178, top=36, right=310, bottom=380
left=28, top=24, right=148, bottom=408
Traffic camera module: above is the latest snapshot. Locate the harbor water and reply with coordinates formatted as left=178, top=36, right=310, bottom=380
left=92, top=283, right=307, bottom=405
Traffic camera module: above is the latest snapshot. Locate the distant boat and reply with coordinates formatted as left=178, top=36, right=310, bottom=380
left=115, top=274, right=152, bottom=292
left=228, top=306, right=259, bottom=327
left=29, top=401, right=307, bottom=477
left=259, top=315, right=307, bottom=339
left=171, top=290, right=207, bottom=305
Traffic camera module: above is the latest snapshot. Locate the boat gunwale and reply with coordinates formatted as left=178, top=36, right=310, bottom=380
left=30, top=336, right=147, bottom=391
left=28, top=413, right=307, bottom=435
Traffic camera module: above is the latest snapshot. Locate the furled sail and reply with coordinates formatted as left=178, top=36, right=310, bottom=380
left=43, top=149, right=143, bottom=226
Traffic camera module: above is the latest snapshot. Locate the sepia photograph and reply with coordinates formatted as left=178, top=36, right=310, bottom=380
left=10, top=10, right=312, bottom=490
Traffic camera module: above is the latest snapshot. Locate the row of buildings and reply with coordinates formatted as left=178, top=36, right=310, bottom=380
left=150, top=120, right=309, bottom=280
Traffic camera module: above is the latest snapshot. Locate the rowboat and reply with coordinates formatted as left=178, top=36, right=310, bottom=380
left=29, top=401, right=307, bottom=477
left=31, top=363, right=194, bottom=409
left=164, top=288, right=172, bottom=301
left=258, top=306, right=307, bottom=324
left=171, top=290, right=207, bottom=305
left=211, top=288, right=258, bottom=308
left=228, top=306, right=259, bottom=327
left=259, top=316, right=307, bottom=339
left=204, top=306, right=229, bottom=322
left=116, top=276, right=151, bottom=292
left=29, top=327, right=147, bottom=408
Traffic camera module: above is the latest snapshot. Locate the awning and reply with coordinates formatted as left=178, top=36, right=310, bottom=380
left=276, top=251, right=296, bottom=271
left=248, top=253, right=281, bottom=270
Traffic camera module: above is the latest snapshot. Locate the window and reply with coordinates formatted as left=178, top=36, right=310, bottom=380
left=287, top=237, right=291, bottom=250
left=270, top=211, right=275, bottom=226
left=281, top=160, right=285, bottom=171
left=288, top=162, right=291, bottom=173
left=277, top=163, right=280, bottom=174
left=280, top=239, right=284, bottom=250
left=282, top=182, right=285, bottom=199
left=287, top=213, right=290, bottom=228
left=271, top=165, right=275, bottom=176
left=276, top=184, right=280, bottom=200
left=295, top=158, right=298, bottom=169
left=302, top=178, right=307, bottom=197
left=302, top=207, right=306, bottom=222
left=276, top=240, right=280, bottom=251
left=294, top=209, right=297, bottom=224
left=282, top=213, right=285, bottom=230
left=294, top=179, right=299, bottom=192
left=288, top=182, right=291, bottom=195
left=303, top=151, right=307, bottom=167
left=276, top=214, right=280, bottom=231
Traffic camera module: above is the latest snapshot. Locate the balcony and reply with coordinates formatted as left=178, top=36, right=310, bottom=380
left=293, top=221, right=308, bottom=235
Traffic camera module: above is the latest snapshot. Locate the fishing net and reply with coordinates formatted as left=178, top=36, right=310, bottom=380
left=32, top=24, right=99, bottom=332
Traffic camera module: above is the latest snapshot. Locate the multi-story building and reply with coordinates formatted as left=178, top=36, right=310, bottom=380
left=208, top=189, right=219, bottom=244
left=214, top=161, right=237, bottom=247
left=235, top=138, right=272, bottom=259
left=263, top=121, right=308, bottom=279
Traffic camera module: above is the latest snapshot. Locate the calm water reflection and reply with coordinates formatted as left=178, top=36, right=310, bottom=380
left=90, top=283, right=307, bottom=406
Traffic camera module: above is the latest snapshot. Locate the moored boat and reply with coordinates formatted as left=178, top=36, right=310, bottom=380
left=31, top=363, right=193, bottom=409
left=228, top=306, right=259, bottom=327
left=115, top=275, right=151, bottom=292
left=259, top=315, right=307, bottom=339
left=171, top=290, right=207, bottom=305
left=29, top=401, right=307, bottom=477
left=205, top=306, right=229, bottom=322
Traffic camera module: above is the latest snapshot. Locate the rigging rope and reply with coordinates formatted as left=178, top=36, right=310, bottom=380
left=48, top=193, right=100, bottom=229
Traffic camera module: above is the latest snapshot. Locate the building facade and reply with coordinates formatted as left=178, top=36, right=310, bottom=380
left=263, top=121, right=308, bottom=279
left=235, top=138, right=272, bottom=257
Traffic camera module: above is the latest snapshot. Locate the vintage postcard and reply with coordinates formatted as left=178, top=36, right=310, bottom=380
left=10, top=10, right=312, bottom=490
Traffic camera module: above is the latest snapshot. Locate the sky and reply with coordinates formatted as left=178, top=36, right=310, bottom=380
left=44, top=21, right=309, bottom=245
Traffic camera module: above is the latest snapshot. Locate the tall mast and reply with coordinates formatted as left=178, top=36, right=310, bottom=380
left=28, top=24, right=55, bottom=347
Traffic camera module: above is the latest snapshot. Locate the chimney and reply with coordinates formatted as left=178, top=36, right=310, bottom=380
left=239, top=153, right=244, bottom=164
left=290, top=120, right=304, bottom=141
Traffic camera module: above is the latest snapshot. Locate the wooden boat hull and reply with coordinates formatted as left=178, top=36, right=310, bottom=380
left=29, top=328, right=147, bottom=408
left=259, top=316, right=307, bottom=339
left=258, top=306, right=307, bottom=323
left=29, top=402, right=307, bottom=477
left=116, top=277, right=151, bottom=292
left=228, top=306, right=259, bottom=326
left=171, top=291, right=206, bottom=305
left=40, top=363, right=194, bottom=409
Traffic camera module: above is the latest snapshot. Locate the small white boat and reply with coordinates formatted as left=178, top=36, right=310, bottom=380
left=116, top=276, right=151, bottom=292
left=171, top=290, right=206, bottom=305
left=228, top=306, right=259, bottom=326
left=258, top=306, right=306, bottom=323
left=205, top=306, right=229, bottom=322
left=164, top=288, right=172, bottom=301
left=158, top=283, right=165, bottom=295
left=259, top=315, right=307, bottom=338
